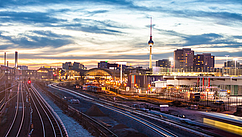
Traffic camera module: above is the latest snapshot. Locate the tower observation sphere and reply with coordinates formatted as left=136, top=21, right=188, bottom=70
left=148, top=38, right=154, bottom=46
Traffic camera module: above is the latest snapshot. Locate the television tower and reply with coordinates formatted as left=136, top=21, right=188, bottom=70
left=148, top=17, right=154, bottom=69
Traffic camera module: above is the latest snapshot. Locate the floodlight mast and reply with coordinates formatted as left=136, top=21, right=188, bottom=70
left=116, top=62, right=127, bottom=84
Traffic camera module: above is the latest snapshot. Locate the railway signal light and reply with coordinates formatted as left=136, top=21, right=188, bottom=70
left=227, top=90, right=231, bottom=94
left=28, top=80, right=31, bottom=84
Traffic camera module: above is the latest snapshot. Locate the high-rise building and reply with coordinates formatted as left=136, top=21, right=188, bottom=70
left=156, top=59, right=171, bottom=68
left=73, top=62, right=84, bottom=70
left=193, top=53, right=214, bottom=72
left=98, top=61, right=118, bottom=70
left=62, top=62, right=84, bottom=70
left=17, top=65, right=28, bottom=70
left=174, top=48, right=194, bottom=69
left=62, top=62, right=72, bottom=70
left=224, top=61, right=240, bottom=68
left=98, top=61, right=108, bottom=69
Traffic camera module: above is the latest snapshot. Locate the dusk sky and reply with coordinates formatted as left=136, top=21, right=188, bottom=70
left=0, top=0, right=242, bottom=69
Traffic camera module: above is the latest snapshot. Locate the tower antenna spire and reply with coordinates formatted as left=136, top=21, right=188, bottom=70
left=148, top=17, right=154, bottom=69
left=150, top=17, right=152, bottom=40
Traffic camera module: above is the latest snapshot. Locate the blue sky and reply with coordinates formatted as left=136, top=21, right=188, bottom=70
left=0, top=0, right=242, bottom=69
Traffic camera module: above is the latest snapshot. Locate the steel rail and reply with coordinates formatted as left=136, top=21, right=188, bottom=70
left=50, top=84, right=213, bottom=137
left=0, top=97, right=5, bottom=111
left=29, top=85, right=61, bottom=137
left=0, top=97, right=4, bottom=104
left=16, top=82, right=25, bottom=137
left=50, top=84, right=177, bottom=137
left=38, top=83, right=112, bottom=137
left=97, top=95, right=213, bottom=136
left=4, top=83, right=20, bottom=137
left=99, top=98, right=212, bottom=136
left=68, top=105, right=118, bottom=137
left=0, top=94, right=19, bottom=116
left=30, top=87, right=57, bottom=137
left=0, top=83, right=18, bottom=94
left=31, top=84, right=67, bottom=137
left=26, top=84, right=46, bottom=137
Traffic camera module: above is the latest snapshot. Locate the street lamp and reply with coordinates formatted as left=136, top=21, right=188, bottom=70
left=233, top=58, right=238, bottom=75
left=190, top=87, right=193, bottom=91
left=206, top=88, right=209, bottom=106
left=227, top=90, right=231, bottom=110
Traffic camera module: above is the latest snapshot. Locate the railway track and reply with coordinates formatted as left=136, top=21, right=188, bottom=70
left=27, top=83, right=68, bottom=137
left=50, top=84, right=203, bottom=137
left=0, top=97, right=5, bottom=112
left=34, top=83, right=117, bottom=137
left=0, top=84, right=18, bottom=118
left=4, top=82, right=26, bottom=137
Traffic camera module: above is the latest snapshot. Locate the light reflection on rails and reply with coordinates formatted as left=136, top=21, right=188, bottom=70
left=4, top=82, right=25, bottom=137
left=28, top=83, right=68, bottom=137
left=50, top=84, right=180, bottom=137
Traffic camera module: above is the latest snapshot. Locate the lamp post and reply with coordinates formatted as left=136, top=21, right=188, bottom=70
left=233, top=58, right=238, bottom=75
left=206, top=88, right=209, bottom=106
left=227, top=90, right=231, bottom=110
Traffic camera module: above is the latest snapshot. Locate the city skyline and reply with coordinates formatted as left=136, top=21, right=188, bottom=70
left=0, top=0, right=242, bottom=69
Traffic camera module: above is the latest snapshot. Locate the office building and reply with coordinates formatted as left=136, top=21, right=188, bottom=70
left=224, top=61, right=240, bottom=68
left=156, top=59, right=171, bottom=68
left=174, top=48, right=194, bottom=69
left=17, top=65, right=28, bottom=70
left=98, top=61, right=118, bottom=70
left=98, top=61, right=108, bottom=69
left=73, top=62, right=84, bottom=70
left=62, top=62, right=72, bottom=70
left=194, top=53, right=214, bottom=72
left=62, top=62, right=85, bottom=70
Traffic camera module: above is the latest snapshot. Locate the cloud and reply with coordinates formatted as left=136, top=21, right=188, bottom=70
left=63, top=18, right=125, bottom=35
left=31, top=30, right=72, bottom=38
left=0, top=11, right=67, bottom=25
left=0, top=31, right=74, bottom=49
left=183, top=33, right=223, bottom=46
left=0, top=0, right=133, bottom=7
left=0, top=0, right=242, bottom=69
left=0, top=44, right=14, bottom=50
left=156, top=28, right=242, bottom=48
left=87, top=10, right=109, bottom=16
